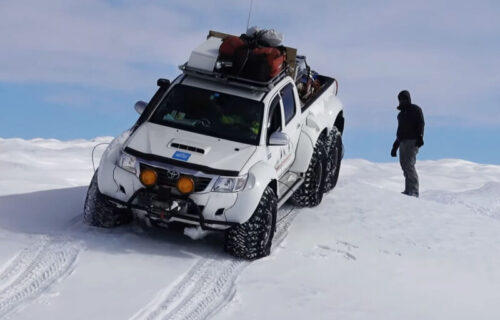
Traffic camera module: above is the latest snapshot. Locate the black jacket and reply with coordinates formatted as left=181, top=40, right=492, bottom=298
left=396, top=91, right=425, bottom=141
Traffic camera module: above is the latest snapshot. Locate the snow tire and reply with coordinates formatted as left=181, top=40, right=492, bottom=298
left=224, top=186, right=277, bottom=260
left=291, top=135, right=328, bottom=207
left=83, top=171, right=132, bottom=228
left=323, top=126, right=343, bottom=192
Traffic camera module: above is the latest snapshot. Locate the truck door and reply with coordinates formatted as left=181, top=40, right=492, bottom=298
left=278, top=83, right=301, bottom=173
left=266, top=95, right=286, bottom=191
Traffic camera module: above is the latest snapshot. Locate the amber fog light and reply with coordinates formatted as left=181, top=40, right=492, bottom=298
left=140, top=169, right=158, bottom=187
left=177, top=176, right=195, bottom=194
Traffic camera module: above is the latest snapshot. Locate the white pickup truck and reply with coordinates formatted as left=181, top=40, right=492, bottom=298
left=84, top=31, right=345, bottom=259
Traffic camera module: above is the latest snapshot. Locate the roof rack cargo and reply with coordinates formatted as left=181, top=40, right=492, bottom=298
left=207, top=30, right=297, bottom=78
left=179, top=30, right=298, bottom=92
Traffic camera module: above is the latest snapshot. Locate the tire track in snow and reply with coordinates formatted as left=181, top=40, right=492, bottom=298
left=131, top=206, right=297, bottom=320
left=0, top=237, right=50, bottom=293
left=0, top=236, right=81, bottom=319
left=131, top=259, right=217, bottom=320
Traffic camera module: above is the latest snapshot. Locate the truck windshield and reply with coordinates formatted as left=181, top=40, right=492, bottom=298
left=150, top=84, right=264, bottom=145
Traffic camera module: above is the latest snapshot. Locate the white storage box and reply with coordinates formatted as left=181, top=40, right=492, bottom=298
left=187, top=37, right=222, bottom=71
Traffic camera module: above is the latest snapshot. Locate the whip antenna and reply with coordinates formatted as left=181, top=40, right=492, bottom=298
left=246, top=0, right=254, bottom=31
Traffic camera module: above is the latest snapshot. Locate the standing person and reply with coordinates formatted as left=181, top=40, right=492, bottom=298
left=391, top=90, right=425, bottom=197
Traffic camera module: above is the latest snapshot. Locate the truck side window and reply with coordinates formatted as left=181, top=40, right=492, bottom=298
left=267, top=95, right=282, bottom=143
left=281, top=84, right=296, bottom=125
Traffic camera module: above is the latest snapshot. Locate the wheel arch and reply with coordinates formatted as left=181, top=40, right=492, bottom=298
left=224, top=161, right=277, bottom=224
left=290, top=128, right=328, bottom=174
left=334, top=110, right=345, bottom=135
left=269, top=179, right=278, bottom=197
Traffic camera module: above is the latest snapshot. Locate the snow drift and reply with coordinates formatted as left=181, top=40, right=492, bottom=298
left=0, top=137, right=499, bottom=319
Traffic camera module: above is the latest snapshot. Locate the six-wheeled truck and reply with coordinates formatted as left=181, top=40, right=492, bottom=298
left=84, top=30, right=345, bottom=259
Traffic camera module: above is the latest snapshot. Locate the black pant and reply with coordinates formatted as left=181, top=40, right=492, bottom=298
left=399, top=140, right=419, bottom=196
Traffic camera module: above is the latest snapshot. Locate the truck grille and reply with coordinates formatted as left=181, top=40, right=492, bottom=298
left=170, top=142, right=205, bottom=154
left=140, top=164, right=212, bottom=192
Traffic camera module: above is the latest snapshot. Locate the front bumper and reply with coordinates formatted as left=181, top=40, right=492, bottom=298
left=103, top=187, right=239, bottom=231
left=100, top=154, right=240, bottom=230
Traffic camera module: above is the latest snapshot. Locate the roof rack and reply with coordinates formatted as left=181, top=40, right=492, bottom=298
left=178, top=30, right=298, bottom=92
left=179, top=63, right=289, bottom=92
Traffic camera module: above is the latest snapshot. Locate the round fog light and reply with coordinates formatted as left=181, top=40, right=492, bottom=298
left=177, top=176, right=195, bottom=194
left=140, top=168, right=157, bottom=187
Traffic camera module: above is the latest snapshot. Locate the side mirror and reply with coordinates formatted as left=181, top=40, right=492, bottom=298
left=269, top=132, right=289, bottom=146
left=157, top=78, right=171, bottom=87
left=134, top=101, right=147, bottom=115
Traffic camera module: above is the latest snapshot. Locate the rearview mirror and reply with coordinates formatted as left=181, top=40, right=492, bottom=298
left=269, top=132, right=289, bottom=146
left=134, top=101, right=147, bottom=115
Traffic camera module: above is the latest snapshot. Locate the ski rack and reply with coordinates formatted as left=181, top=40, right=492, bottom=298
left=179, top=63, right=288, bottom=92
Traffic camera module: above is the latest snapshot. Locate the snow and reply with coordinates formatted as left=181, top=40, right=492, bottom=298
left=184, top=227, right=210, bottom=241
left=0, top=137, right=112, bottom=195
left=0, top=137, right=499, bottom=319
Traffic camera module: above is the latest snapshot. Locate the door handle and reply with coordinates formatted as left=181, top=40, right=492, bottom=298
left=296, top=123, right=301, bottom=129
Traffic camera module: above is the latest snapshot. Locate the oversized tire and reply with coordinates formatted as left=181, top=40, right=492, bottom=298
left=291, top=135, right=328, bottom=207
left=83, top=171, right=132, bottom=228
left=224, top=186, right=277, bottom=260
left=323, top=126, right=343, bottom=192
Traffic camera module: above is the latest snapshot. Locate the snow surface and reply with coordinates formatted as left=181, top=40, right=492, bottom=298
left=0, top=137, right=499, bottom=319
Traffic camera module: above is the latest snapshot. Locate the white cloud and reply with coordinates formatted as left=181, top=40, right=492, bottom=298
left=0, top=0, right=499, bottom=127
left=0, top=0, right=204, bottom=88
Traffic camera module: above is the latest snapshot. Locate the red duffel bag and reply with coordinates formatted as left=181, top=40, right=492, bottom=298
left=238, top=47, right=286, bottom=82
left=252, top=47, right=286, bottom=78
left=219, top=36, right=246, bottom=57
left=218, top=35, right=286, bottom=82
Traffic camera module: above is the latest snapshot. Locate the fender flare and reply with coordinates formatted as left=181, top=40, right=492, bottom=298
left=97, top=130, right=131, bottom=197
left=303, top=106, right=333, bottom=142
left=224, top=161, right=277, bottom=224
left=291, top=112, right=343, bottom=174
left=325, top=95, right=344, bottom=133
left=291, top=94, right=344, bottom=174
left=289, top=131, right=315, bottom=173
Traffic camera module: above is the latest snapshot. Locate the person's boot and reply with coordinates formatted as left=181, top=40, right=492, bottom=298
left=401, top=191, right=418, bottom=198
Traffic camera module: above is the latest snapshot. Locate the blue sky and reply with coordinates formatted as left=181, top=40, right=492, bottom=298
left=1, top=0, right=499, bottom=164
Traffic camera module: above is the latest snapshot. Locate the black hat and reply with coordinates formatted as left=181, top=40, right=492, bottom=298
left=398, top=90, right=411, bottom=103
left=397, top=90, right=411, bottom=109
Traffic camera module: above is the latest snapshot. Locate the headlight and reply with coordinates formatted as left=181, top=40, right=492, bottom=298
left=119, top=152, right=137, bottom=174
left=177, top=176, right=195, bottom=194
left=140, top=168, right=157, bottom=187
left=212, top=175, right=248, bottom=193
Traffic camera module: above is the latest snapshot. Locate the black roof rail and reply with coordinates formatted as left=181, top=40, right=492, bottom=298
left=179, top=63, right=289, bottom=92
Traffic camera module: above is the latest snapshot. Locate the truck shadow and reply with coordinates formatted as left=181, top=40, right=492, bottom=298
left=0, top=187, right=226, bottom=260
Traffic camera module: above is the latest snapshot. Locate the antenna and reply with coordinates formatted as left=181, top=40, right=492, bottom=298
left=246, top=0, right=254, bottom=31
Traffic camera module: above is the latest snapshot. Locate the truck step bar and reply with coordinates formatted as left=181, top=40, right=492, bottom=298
left=277, top=177, right=304, bottom=208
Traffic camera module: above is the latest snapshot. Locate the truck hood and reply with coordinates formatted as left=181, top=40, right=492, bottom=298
left=125, top=122, right=256, bottom=174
